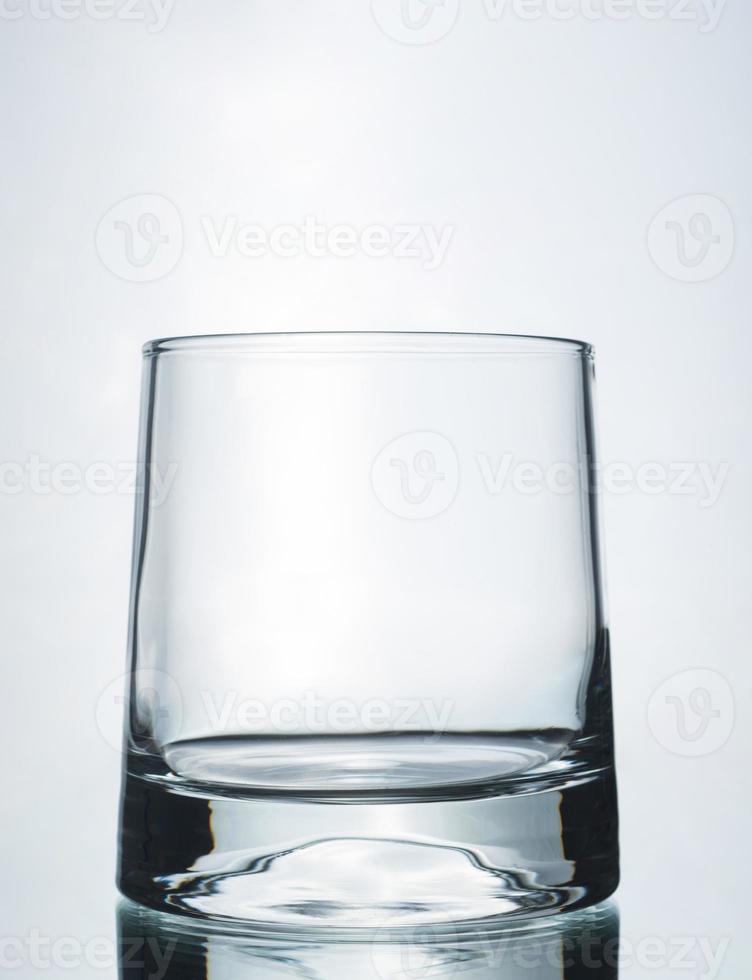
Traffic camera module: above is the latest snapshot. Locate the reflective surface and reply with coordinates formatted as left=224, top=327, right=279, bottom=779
left=117, top=900, right=621, bottom=979
left=3, top=2, right=750, bottom=977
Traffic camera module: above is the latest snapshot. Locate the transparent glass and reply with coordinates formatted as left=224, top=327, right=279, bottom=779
left=118, top=331, right=618, bottom=930
left=117, top=899, right=620, bottom=977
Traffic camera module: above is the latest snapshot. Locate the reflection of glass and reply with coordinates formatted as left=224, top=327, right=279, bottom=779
left=117, top=900, right=620, bottom=979
left=118, top=333, right=618, bottom=926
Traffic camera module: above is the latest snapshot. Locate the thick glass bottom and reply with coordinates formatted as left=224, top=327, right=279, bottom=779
left=161, top=731, right=575, bottom=793
left=118, top=898, right=621, bottom=979
left=118, top=739, right=618, bottom=932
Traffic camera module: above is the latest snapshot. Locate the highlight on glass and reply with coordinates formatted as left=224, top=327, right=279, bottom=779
left=117, top=332, right=619, bottom=929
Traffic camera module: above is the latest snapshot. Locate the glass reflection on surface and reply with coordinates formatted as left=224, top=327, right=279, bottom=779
left=118, top=901, right=619, bottom=980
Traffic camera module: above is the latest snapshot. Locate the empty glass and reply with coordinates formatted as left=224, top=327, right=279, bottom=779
left=118, top=332, right=618, bottom=929
left=117, top=899, right=621, bottom=978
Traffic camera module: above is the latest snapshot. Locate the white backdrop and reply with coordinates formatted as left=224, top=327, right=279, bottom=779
left=1, top=2, right=749, bottom=977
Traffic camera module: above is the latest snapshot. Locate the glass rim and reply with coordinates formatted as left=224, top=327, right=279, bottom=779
left=143, top=331, right=593, bottom=357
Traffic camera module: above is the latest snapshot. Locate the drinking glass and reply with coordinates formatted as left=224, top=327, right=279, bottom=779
left=117, top=900, right=620, bottom=978
left=118, top=332, right=618, bottom=930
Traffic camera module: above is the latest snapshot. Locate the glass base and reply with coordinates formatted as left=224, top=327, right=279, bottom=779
left=161, top=731, right=576, bottom=793
left=118, top=742, right=618, bottom=933
left=118, top=898, right=621, bottom=978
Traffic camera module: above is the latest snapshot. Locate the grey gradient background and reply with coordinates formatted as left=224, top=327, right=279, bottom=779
left=0, top=1, right=750, bottom=977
